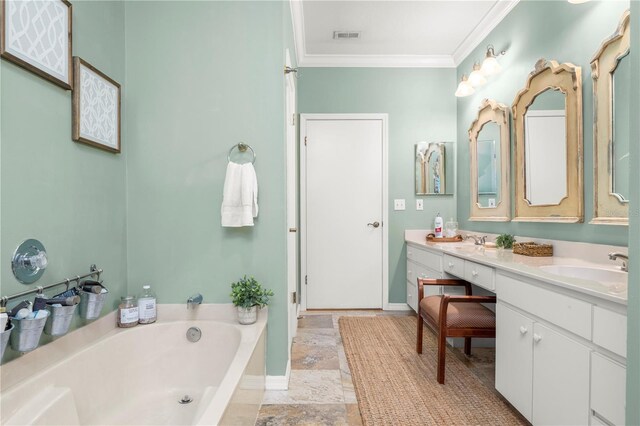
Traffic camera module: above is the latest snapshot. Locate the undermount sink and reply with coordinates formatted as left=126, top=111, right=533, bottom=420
left=539, top=265, right=627, bottom=293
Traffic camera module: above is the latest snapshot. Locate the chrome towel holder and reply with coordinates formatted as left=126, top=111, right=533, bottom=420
left=227, top=143, right=256, bottom=164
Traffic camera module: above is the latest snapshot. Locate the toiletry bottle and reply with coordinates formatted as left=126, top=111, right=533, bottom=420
left=117, top=296, right=138, bottom=328
left=434, top=213, right=443, bottom=238
left=138, top=285, right=157, bottom=324
left=0, top=307, right=8, bottom=331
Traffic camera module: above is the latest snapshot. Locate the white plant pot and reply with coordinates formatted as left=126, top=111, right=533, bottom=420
left=237, top=306, right=258, bottom=325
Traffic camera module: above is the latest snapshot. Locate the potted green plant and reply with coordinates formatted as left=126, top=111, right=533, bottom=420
left=495, top=233, right=516, bottom=250
left=230, top=276, right=273, bottom=325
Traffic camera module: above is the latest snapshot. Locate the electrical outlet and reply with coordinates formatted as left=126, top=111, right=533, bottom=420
left=394, top=199, right=406, bottom=211
left=416, top=199, right=424, bottom=210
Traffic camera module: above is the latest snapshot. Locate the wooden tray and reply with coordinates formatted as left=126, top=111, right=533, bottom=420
left=426, top=234, right=464, bottom=243
left=513, top=241, right=553, bottom=257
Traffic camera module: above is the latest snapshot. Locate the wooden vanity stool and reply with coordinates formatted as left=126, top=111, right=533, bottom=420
left=416, top=277, right=496, bottom=384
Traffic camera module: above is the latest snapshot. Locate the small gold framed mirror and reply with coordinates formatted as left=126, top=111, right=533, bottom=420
left=468, top=99, right=511, bottom=221
left=591, top=10, right=630, bottom=225
left=512, top=59, right=583, bottom=223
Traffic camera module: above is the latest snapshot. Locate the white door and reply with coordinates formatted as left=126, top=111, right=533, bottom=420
left=301, top=115, right=387, bottom=309
left=285, top=49, right=298, bottom=349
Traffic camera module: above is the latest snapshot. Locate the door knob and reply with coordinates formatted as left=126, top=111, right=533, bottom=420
left=533, top=333, right=543, bottom=343
left=367, top=221, right=380, bottom=228
left=519, top=326, right=528, bottom=335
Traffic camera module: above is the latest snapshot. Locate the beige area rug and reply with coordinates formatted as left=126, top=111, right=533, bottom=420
left=339, top=316, right=526, bottom=425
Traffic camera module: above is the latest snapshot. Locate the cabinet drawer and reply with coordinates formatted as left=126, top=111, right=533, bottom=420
left=593, top=306, right=626, bottom=358
left=407, top=246, right=442, bottom=271
left=407, top=260, right=442, bottom=284
left=443, top=254, right=465, bottom=278
left=464, top=260, right=495, bottom=291
left=497, top=273, right=592, bottom=340
left=406, top=280, right=418, bottom=312
left=591, top=353, right=625, bottom=426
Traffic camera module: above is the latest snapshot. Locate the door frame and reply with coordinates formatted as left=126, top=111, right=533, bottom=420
left=285, top=49, right=298, bottom=353
left=299, top=113, right=389, bottom=311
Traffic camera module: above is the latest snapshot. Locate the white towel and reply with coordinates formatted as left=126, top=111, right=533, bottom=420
left=221, top=162, right=258, bottom=227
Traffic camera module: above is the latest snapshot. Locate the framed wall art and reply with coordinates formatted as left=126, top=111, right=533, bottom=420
left=72, top=57, right=121, bottom=153
left=0, top=0, right=73, bottom=89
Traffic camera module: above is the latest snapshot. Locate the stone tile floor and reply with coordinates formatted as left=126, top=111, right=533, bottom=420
left=255, top=310, right=497, bottom=426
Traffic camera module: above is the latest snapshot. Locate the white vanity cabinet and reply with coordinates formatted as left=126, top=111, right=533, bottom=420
left=496, top=271, right=626, bottom=426
left=406, top=244, right=443, bottom=312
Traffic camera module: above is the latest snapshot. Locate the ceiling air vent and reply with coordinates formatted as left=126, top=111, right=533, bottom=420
left=333, top=31, right=361, bottom=40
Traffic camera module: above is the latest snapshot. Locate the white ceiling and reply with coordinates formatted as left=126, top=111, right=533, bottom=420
left=290, top=0, right=520, bottom=68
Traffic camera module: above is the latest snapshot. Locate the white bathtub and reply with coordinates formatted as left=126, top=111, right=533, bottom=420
left=0, top=304, right=266, bottom=425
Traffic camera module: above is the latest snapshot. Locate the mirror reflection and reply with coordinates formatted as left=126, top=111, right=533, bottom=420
left=476, top=122, right=501, bottom=208
left=415, top=142, right=454, bottom=195
left=612, top=51, right=630, bottom=202
left=524, top=88, right=567, bottom=206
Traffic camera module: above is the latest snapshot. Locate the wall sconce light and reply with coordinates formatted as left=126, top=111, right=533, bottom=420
left=480, top=45, right=506, bottom=76
left=455, top=75, right=475, bottom=97
left=468, top=63, right=487, bottom=87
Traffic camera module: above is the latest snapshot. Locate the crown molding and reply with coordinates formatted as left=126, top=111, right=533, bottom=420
left=452, top=0, right=520, bottom=66
left=290, top=0, right=518, bottom=69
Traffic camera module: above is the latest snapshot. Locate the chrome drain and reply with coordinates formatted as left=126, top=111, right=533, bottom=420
left=179, top=395, right=193, bottom=404
left=186, top=327, right=201, bottom=343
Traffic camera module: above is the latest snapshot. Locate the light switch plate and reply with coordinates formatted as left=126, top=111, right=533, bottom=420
left=416, top=199, right=424, bottom=210
left=394, top=199, right=406, bottom=211
left=488, top=198, right=496, bottom=207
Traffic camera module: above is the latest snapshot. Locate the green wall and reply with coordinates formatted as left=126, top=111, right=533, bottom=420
left=0, top=1, right=127, bottom=361
left=124, top=1, right=292, bottom=375
left=298, top=68, right=457, bottom=303
left=456, top=0, right=629, bottom=246
left=626, top=2, right=639, bottom=423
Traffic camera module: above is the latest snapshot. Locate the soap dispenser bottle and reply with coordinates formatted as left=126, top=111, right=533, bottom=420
left=434, top=213, right=443, bottom=238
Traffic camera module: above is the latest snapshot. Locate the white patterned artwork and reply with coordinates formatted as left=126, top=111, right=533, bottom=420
left=72, top=57, right=121, bottom=153
left=1, top=0, right=72, bottom=89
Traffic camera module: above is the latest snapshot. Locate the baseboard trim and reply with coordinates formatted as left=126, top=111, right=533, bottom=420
left=385, top=303, right=412, bottom=311
left=265, top=358, right=291, bottom=390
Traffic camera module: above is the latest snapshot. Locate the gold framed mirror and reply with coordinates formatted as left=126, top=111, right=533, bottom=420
left=512, top=59, right=583, bottom=223
left=591, top=10, right=630, bottom=225
left=468, top=99, right=511, bottom=221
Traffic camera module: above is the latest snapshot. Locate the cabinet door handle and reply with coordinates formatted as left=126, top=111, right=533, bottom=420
left=448, top=262, right=454, bottom=269
left=471, top=270, right=478, bottom=277
left=533, top=333, right=543, bottom=343
left=519, top=326, right=528, bottom=335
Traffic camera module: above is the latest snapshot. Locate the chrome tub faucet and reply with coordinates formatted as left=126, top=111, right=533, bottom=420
left=187, top=293, right=203, bottom=309
left=608, top=253, right=628, bottom=272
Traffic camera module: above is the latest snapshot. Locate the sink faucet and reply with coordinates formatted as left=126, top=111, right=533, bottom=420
left=465, top=234, right=487, bottom=245
left=187, top=293, right=203, bottom=309
left=608, top=252, right=628, bottom=272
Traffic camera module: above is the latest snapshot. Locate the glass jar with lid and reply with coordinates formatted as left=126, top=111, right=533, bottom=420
left=117, top=296, right=138, bottom=328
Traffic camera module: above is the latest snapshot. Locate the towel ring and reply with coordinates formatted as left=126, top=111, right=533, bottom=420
left=227, top=143, right=256, bottom=164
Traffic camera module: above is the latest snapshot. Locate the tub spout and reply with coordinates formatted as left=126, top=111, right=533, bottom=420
left=187, top=293, right=203, bottom=309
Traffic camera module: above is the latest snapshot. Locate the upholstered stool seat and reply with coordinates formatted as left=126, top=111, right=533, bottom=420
left=420, top=296, right=496, bottom=329
left=416, top=278, right=497, bottom=384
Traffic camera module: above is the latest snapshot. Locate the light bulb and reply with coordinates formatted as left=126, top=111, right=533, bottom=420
left=481, top=45, right=504, bottom=76
left=468, top=63, right=487, bottom=87
left=455, top=75, right=475, bottom=97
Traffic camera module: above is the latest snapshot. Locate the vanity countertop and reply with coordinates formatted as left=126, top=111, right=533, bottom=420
left=405, top=231, right=627, bottom=306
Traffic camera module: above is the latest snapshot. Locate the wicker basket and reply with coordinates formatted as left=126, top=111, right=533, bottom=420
left=513, top=242, right=553, bottom=257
